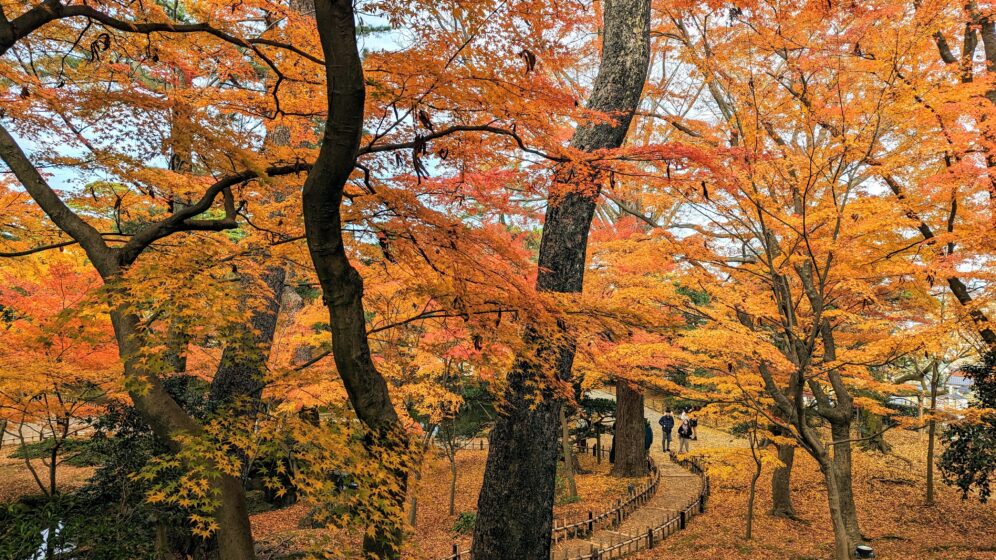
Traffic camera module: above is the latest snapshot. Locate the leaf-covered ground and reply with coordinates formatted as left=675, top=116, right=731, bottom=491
left=252, top=449, right=636, bottom=559
left=635, top=429, right=996, bottom=560
left=0, top=449, right=94, bottom=503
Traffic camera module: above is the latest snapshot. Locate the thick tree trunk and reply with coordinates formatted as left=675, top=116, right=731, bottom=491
left=471, top=1, right=650, bottom=557
left=830, top=421, right=862, bottom=546
left=209, top=265, right=286, bottom=408
left=771, top=442, right=796, bottom=517
left=302, top=2, right=406, bottom=557
left=611, top=382, right=647, bottom=477
left=473, top=366, right=562, bottom=559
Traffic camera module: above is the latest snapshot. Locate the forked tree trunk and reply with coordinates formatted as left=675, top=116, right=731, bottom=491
left=471, top=1, right=651, bottom=557
left=611, top=382, right=646, bottom=477
left=0, top=64, right=258, bottom=560
left=771, top=442, right=796, bottom=517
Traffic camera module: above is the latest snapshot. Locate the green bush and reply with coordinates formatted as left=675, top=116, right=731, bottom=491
left=452, top=511, right=477, bottom=535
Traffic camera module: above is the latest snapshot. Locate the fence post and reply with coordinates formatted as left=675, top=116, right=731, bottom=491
left=479, top=440, right=484, bottom=450
left=679, top=510, right=686, bottom=530
left=647, top=526, right=654, bottom=548
left=587, top=510, right=593, bottom=534
left=452, top=543, right=459, bottom=559
left=699, top=495, right=705, bottom=514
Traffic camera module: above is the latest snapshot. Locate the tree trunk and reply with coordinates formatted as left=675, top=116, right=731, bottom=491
left=746, top=431, right=762, bottom=540
left=611, top=382, right=647, bottom=477
left=858, top=409, right=891, bottom=453
left=560, top=406, right=578, bottom=499
left=823, top=461, right=857, bottom=560
left=595, top=423, right=602, bottom=464
left=449, top=452, right=458, bottom=516
left=209, top=265, right=286, bottom=409
left=112, top=310, right=257, bottom=560
left=408, top=466, right=421, bottom=526
left=771, top=442, right=796, bottom=517
left=471, top=1, right=651, bottom=557
left=472, top=367, right=563, bottom=560
left=215, top=473, right=257, bottom=560
left=830, top=421, right=862, bottom=546
left=302, top=3, right=407, bottom=557
left=926, top=362, right=940, bottom=505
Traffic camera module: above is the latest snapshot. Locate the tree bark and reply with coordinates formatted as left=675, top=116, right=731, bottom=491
left=858, top=409, right=891, bottom=453
left=746, top=427, right=762, bottom=540
left=926, top=361, right=940, bottom=505
left=611, top=382, right=647, bottom=477
left=301, top=1, right=406, bottom=556
left=449, top=452, right=458, bottom=516
left=471, top=0, right=650, bottom=557
left=831, top=421, right=862, bottom=546
left=112, top=311, right=257, bottom=560
left=823, top=461, right=857, bottom=560
left=770, top=441, right=796, bottom=517
left=209, top=265, right=286, bottom=408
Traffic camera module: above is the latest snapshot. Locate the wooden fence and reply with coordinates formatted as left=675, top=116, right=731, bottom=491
left=557, top=453, right=709, bottom=560
left=441, top=442, right=665, bottom=560
left=441, top=451, right=708, bottom=560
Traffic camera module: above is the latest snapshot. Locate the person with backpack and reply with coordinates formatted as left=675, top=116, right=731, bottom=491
left=658, top=409, right=675, bottom=452
left=689, top=410, right=699, bottom=440
left=677, top=419, right=693, bottom=453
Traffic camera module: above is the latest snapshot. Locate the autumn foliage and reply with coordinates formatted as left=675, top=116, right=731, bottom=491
left=1, top=0, right=996, bottom=558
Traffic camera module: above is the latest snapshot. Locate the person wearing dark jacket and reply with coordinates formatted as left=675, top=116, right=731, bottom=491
left=658, top=409, right=675, bottom=452
left=644, top=419, right=653, bottom=451
left=677, top=419, right=693, bottom=453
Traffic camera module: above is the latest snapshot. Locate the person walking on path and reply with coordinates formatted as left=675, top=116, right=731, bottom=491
left=689, top=410, right=699, bottom=440
left=658, top=409, right=675, bottom=452
left=677, top=418, right=693, bottom=454
left=644, top=419, right=653, bottom=452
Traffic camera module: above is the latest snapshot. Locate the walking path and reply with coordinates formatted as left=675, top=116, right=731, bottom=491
left=549, top=390, right=709, bottom=558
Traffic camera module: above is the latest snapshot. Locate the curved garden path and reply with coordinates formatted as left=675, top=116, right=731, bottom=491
left=550, top=389, right=719, bottom=558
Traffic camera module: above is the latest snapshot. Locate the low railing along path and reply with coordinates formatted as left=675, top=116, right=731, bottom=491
left=440, top=388, right=712, bottom=560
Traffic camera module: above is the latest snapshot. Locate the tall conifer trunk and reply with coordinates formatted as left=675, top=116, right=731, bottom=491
left=611, top=382, right=647, bottom=477
left=470, top=1, right=651, bottom=557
